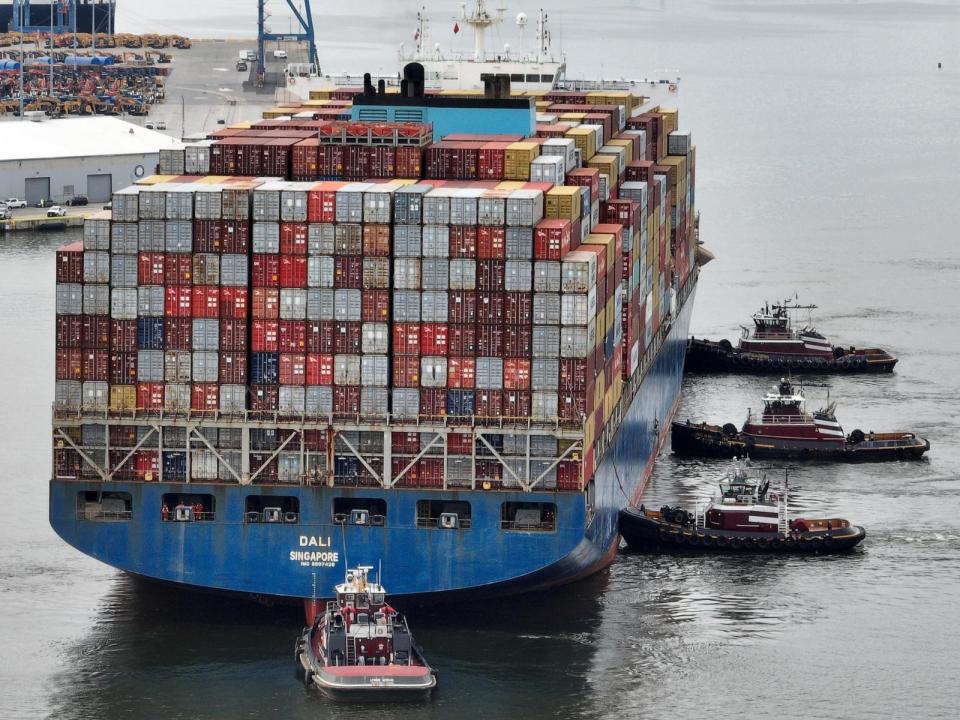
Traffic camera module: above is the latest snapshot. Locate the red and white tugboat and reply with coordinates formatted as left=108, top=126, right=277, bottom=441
left=619, top=461, right=866, bottom=553
left=686, top=300, right=897, bottom=373
left=295, top=566, right=437, bottom=701
left=671, top=378, right=930, bottom=461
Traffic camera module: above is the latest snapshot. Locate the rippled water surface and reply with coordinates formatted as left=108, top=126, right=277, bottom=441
left=2, top=2, right=960, bottom=718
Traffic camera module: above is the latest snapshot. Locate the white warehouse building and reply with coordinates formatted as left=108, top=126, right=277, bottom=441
left=0, top=116, right=183, bottom=205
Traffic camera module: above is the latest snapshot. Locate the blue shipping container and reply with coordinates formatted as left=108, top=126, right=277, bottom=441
left=447, top=389, right=475, bottom=416
left=250, top=352, right=279, bottom=385
left=162, top=452, right=186, bottom=481
left=137, top=317, right=165, bottom=350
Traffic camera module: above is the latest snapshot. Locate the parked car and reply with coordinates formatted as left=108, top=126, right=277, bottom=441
left=145, top=121, right=156, bottom=129
left=103, top=202, right=113, bottom=211
left=0, top=207, right=10, bottom=221
left=273, top=49, right=288, bottom=59
left=156, top=120, right=167, bottom=130
left=5, top=198, right=27, bottom=209
left=66, top=196, right=88, bottom=206
left=46, top=206, right=67, bottom=217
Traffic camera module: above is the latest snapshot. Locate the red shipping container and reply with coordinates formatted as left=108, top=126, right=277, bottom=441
left=448, top=323, right=477, bottom=356
left=191, top=383, right=220, bottom=412
left=477, top=260, right=505, bottom=292
left=280, top=223, right=309, bottom=255
left=560, top=357, right=593, bottom=392
left=306, top=353, right=334, bottom=385
left=138, top=253, right=165, bottom=285
left=362, top=225, right=391, bottom=257
left=449, top=225, right=478, bottom=258
left=504, top=358, right=531, bottom=389
left=477, top=142, right=509, bottom=180
left=56, top=315, right=83, bottom=349
left=252, top=288, right=280, bottom=320
left=193, top=219, right=224, bottom=253
left=392, top=355, right=420, bottom=388
left=420, top=323, right=449, bottom=356
left=250, top=384, right=279, bottom=412
left=504, top=293, right=533, bottom=325
left=164, top=317, right=192, bottom=350
left=534, top=219, right=572, bottom=261
left=306, top=321, right=336, bottom=354
left=504, top=326, right=533, bottom=356
left=392, top=432, right=420, bottom=454
left=222, top=221, right=250, bottom=254
left=191, top=286, right=220, bottom=318
left=558, top=391, right=589, bottom=421
left=109, top=352, right=137, bottom=385
left=475, top=389, right=503, bottom=418
left=361, top=289, right=390, bottom=323
left=624, top=160, right=656, bottom=184
left=420, top=388, right=447, bottom=418
left=252, top=320, right=279, bottom=352
left=135, top=450, right=160, bottom=480
left=307, top=183, right=340, bottom=222
left=219, top=352, right=248, bottom=384
left=448, top=357, right=476, bottom=388
left=164, top=254, right=193, bottom=285
left=280, top=256, right=308, bottom=288
left=82, top=349, right=108, bottom=381
left=278, top=320, right=307, bottom=352
left=220, top=318, right=248, bottom=352
left=557, top=460, right=582, bottom=491
left=477, top=226, right=506, bottom=259
left=55, top=348, right=82, bottom=380
left=396, top=146, right=423, bottom=179
left=333, top=386, right=361, bottom=417
left=164, top=286, right=192, bottom=318
left=252, top=254, right=280, bottom=287
left=476, top=324, right=504, bottom=356
left=503, top=389, right=531, bottom=417
left=80, top=315, right=110, bottom=349
left=334, top=322, right=362, bottom=354
left=567, top=167, right=601, bottom=203
left=111, top=319, right=137, bottom=352
left=448, top=291, right=477, bottom=324
left=393, top=323, right=421, bottom=355
left=418, top=457, right=444, bottom=487
left=56, top=243, right=84, bottom=283
left=220, top=287, right=248, bottom=319
left=292, top=139, right=318, bottom=181
left=425, top=142, right=479, bottom=180
left=334, top=257, right=362, bottom=289
left=476, top=291, right=505, bottom=320
left=137, top=383, right=164, bottom=410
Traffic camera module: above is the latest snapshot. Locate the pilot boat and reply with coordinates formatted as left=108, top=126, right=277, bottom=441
left=295, top=566, right=438, bottom=701
left=686, top=300, right=897, bottom=373
left=619, top=462, right=866, bottom=553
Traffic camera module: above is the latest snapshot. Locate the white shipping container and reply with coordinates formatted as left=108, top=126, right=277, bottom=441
left=220, top=254, right=248, bottom=287
left=110, top=254, right=138, bottom=288
left=449, top=259, right=477, bottom=290
left=306, top=289, right=335, bottom=321
left=54, top=380, right=82, bottom=409
left=393, top=258, right=421, bottom=290
left=81, top=381, right=109, bottom=411
left=334, top=355, right=361, bottom=386
left=192, top=319, right=220, bottom=351
left=334, top=183, right=371, bottom=223
left=420, top=357, right=448, bottom=388
left=619, top=181, right=648, bottom=208
left=220, top=384, right=247, bottom=413
left=334, top=224, right=362, bottom=255
left=504, top=260, right=532, bottom=292
left=530, top=155, right=566, bottom=185
left=164, top=351, right=192, bottom=383
left=56, top=283, right=83, bottom=315
left=531, top=390, right=559, bottom=420
left=110, top=223, right=138, bottom=254
left=165, top=188, right=194, bottom=220
left=361, top=355, right=389, bottom=387
left=449, top=189, right=480, bottom=226
left=475, top=357, right=504, bottom=389
left=421, top=291, right=448, bottom=322
left=138, top=189, right=166, bottom=220
left=477, top=192, right=507, bottom=226
left=307, top=223, right=336, bottom=255
left=361, top=323, right=389, bottom=354
left=193, top=187, right=223, bottom=220
left=136, top=285, right=163, bottom=317
left=305, top=386, right=333, bottom=415
left=534, top=261, right=561, bottom=293
left=165, top=383, right=191, bottom=410
left=360, top=387, right=389, bottom=415
left=253, top=183, right=284, bottom=221
left=110, top=287, right=137, bottom=319
left=308, top=255, right=335, bottom=289
left=561, top=287, right=598, bottom=326
left=362, top=186, right=396, bottom=224
left=83, top=284, right=109, bottom=315
left=560, top=322, right=597, bottom=358
left=334, top=289, right=362, bottom=321
left=533, top=293, right=561, bottom=325
left=83, top=217, right=110, bottom=251
left=159, top=148, right=185, bottom=175
left=422, top=191, right=451, bottom=225
left=280, top=187, right=309, bottom=222
left=393, top=225, right=421, bottom=257
left=185, top=144, right=212, bottom=175
left=421, top=259, right=449, bottom=290
left=422, top=225, right=450, bottom=257
left=165, top=221, right=192, bottom=253
left=532, top=326, right=560, bottom=358
left=192, top=450, right=220, bottom=480
left=505, top=189, right=544, bottom=227
left=541, top=138, right=577, bottom=172
left=392, top=388, right=419, bottom=418
left=83, top=251, right=110, bottom=283
left=253, top=222, right=281, bottom=253
left=137, top=350, right=164, bottom=381
left=561, top=251, right=598, bottom=292
left=192, top=351, right=219, bottom=383
left=111, top=188, right=140, bottom=222
left=279, top=385, right=306, bottom=413
left=277, top=451, right=302, bottom=482
left=280, top=289, right=307, bottom=320
left=392, top=291, right=420, bottom=322
left=137, top=221, right=165, bottom=252
left=531, top=360, right=559, bottom=390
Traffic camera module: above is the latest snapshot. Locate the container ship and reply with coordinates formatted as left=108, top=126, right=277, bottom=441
left=49, top=6, right=701, bottom=607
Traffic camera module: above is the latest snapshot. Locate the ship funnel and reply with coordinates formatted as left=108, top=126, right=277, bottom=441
left=377, top=78, right=386, bottom=95
left=363, top=72, right=375, bottom=96
left=484, top=73, right=512, bottom=99
left=403, top=62, right=426, bottom=98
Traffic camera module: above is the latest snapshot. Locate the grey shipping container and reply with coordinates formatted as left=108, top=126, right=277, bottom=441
left=420, top=357, right=447, bottom=388
left=137, top=350, right=164, bottom=381
left=449, top=259, right=477, bottom=290
left=164, top=383, right=191, bottom=410
left=83, top=284, right=109, bottom=315
left=277, top=452, right=301, bottom=482
left=192, top=319, right=220, bottom=351
left=334, top=289, right=362, bottom=321
left=137, top=190, right=166, bottom=220
left=192, top=351, right=219, bottom=383
left=360, top=355, right=389, bottom=388
left=449, top=194, right=478, bottom=226
left=165, top=221, right=193, bottom=253
left=421, top=291, right=448, bottom=322
left=83, top=218, right=110, bottom=251
left=360, top=387, right=389, bottom=416
left=505, top=190, right=544, bottom=227
left=110, top=254, right=138, bottom=288
left=159, top=148, right=185, bottom=175
left=305, top=386, right=333, bottom=415
left=361, top=323, right=389, bottom=354
left=560, top=323, right=596, bottom=358
left=393, top=184, right=431, bottom=224
left=220, top=384, right=247, bottom=413
left=393, top=258, right=420, bottom=290
left=279, top=386, right=306, bottom=414
left=280, top=289, right=307, bottom=320
left=164, top=351, right=192, bottom=383
left=111, top=188, right=140, bottom=222
left=505, top=227, right=533, bottom=260
left=532, top=326, right=560, bottom=358
left=533, top=293, right=561, bottom=325
left=137, top=286, right=164, bottom=317
left=253, top=188, right=282, bottom=221
left=668, top=130, right=692, bottom=156
left=335, top=224, right=362, bottom=255
left=362, top=257, right=390, bottom=290
left=334, top=186, right=367, bottom=223
left=110, top=223, right=139, bottom=254
left=308, top=256, right=335, bottom=289
left=478, top=195, right=506, bottom=226
left=281, top=189, right=309, bottom=222
left=81, top=381, right=109, bottom=411
left=422, top=194, right=450, bottom=225
left=185, top=145, right=212, bottom=175
left=561, top=291, right=597, bottom=326
left=192, top=450, right=219, bottom=480
left=110, top=288, right=138, bottom=319
left=56, top=284, right=83, bottom=315
left=83, top=251, right=110, bottom=283
left=308, top=224, right=335, bottom=255
left=165, top=189, right=194, bottom=220
left=531, top=360, right=559, bottom=391
left=362, top=189, right=394, bottom=224
left=391, top=389, right=419, bottom=418
left=476, top=357, right=504, bottom=389
left=54, top=380, right=82, bottom=410
left=392, top=291, right=420, bottom=322
left=393, top=225, right=421, bottom=257
left=306, top=289, right=335, bottom=321
left=138, top=221, right=165, bottom=252
left=421, top=225, right=450, bottom=257
left=253, top=222, right=280, bottom=253
left=334, top=355, right=361, bottom=386
left=222, top=188, right=251, bottom=221
left=193, top=253, right=220, bottom=285
left=421, top=259, right=449, bottom=290
left=504, top=260, right=532, bottom=292
left=220, top=254, right=249, bottom=287
left=534, top=261, right=561, bottom=293
left=194, top=188, right=223, bottom=220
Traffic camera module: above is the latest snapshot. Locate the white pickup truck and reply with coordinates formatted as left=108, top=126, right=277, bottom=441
left=5, top=198, right=27, bottom=209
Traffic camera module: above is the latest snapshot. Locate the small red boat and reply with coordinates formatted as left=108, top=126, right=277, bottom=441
left=295, top=566, right=437, bottom=701
left=671, top=378, right=929, bottom=461
left=686, top=300, right=897, bottom=373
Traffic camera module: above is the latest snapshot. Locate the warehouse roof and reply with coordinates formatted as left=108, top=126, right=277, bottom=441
left=0, top=116, right=183, bottom=162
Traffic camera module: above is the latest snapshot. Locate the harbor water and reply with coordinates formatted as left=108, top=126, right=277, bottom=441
left=2, top=2, right=960, bottom=718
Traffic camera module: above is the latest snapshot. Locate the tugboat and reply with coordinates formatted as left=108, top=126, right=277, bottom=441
left=671, top=378, right=930, bottom=461
left=619, top=461, right=866, bottom=553
left=686, top=300, right=897, bottom=373
left=295, top=566, right=438, bottom=701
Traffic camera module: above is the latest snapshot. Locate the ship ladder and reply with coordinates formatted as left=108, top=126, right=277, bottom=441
left=777, top=494, right=789, bottom=536
left=346, top=637, right=357, bottom=665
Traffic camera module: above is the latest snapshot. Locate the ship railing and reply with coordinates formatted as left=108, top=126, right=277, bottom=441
left=74, top=509, right=132, bottom=521
left=499, top=519, right=556, bottom=532
left=414, top=516, right=473, bottom=530
left=748, top=413, right=814, bottom=425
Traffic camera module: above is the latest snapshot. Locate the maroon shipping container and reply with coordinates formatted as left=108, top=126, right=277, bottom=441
left=250, top=384, right=279, bottom=412
left=82, top=349, right=108, bottom=381
left=56, top=348, right=82, bottom=380
left=278, top=320, right=307, bottom=352
left=504, top=292, right=533, bottom=325
left=109, top=425, right=138, bottom=446
left=361, top=289, right=390, bottom=323
left=220, top=287, right=248, bottom=319
left=164, top=286, right=192, bottom=318
left=137, top=383, right=164, bottom=410
left=192, top=286, right=220, bottom=318
left=624, top=160, right=656, bottom=183
left=477, top=260, right=506, bottom=292
left=333, top=386, right=361, bottom=417
left=138, top=253, right=165, bottom=285
left=110, top=319, right=137, bottom=352
left=534, top=219, right=572, bottom=261
left=476, top=324, right=504, bottom=356
left=559, top=357, right=594, bottom=392
left=280, top=223, right=308, bottom=255
left=306, top=321, right=336, bottom=354
left=263, top=137, right=298, bottom=178
left=279, top=256, right=308, bottom=288
left=252, top=254, right=280, bottom=287
left=278, top=354, right=305, bottom=385
left=475, top=389, right=503, bottom=418
left=448, top=291, right=477, bottom=324
left=503, top=389, right=531, bottom=418
left=558, top=390, right=590, bottom=422
left=392, top=323, right=420, bottom=355
left=392, top=432, right=420, bottom=454
left=109, top=352, right=137, bottom=385
left=334, top=322, right=361, bottom=354
left=392, top=355, right=420, bottom=388
left=566, top=167, right=601, bottom=203
left=420, top=323, right=448, bottom=356
left=220, top=318, right=248, bottom=352
left=56, top=243, right=84, bottom=283
left=449, top=226, right=477, bottom=258
left=252, top=288, right=280, bottom=320
left=477, top=227, right=506, bottom=259
left=334, top=257, right=362, bottom=289
left=222, top=221, right=251, bottom=254
left=80, top=315, right=110, bottom=349
left=448, top=323, right=477, bottom=356
left=420, top=388, right=447, bottom=418
left=194, top=220, right=223, bottom=253
left=165, top=254, right=193, bottom=285
left=192, top=384, right=220, bottom=412
left=292, top=139, right=319, bottom=181
left=362, top=225, right=391, bottom=257
left=165, top=317, right=192, bottom=350
left=557, top=460, right=582, bottom=490
left=425, top=142, right=480, bottom=180
left=477, top=291, right=505, bottom=320
left=504, top=325, right=533, bottom=356
left=477, top=142, right=509, bottom=180
left=56, top=315, right=83, bottom=349
left=396, top=146, right=423, bottom=179
left=253, top=320, right=279, bottom=352
left=306, top=353, right=334, bottom=386
left=417, top=457, right=443, bottom=487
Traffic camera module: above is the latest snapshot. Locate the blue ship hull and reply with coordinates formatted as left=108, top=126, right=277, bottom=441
left=49, top=285, right=696, bottom=601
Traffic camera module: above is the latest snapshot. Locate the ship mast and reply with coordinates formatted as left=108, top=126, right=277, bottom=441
left=461, top=0, right=507, bottom=62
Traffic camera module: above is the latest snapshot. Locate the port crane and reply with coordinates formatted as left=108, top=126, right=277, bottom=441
left=256, top=0, right=318, bottom=82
